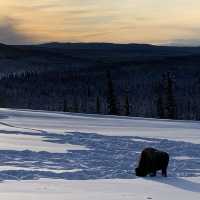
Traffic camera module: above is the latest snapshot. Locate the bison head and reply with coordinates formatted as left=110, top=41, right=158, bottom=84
left=135, top=167, right=148, bottom=177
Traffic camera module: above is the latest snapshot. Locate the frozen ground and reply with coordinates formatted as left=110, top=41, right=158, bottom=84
left=0, top=108, right=199, bottom=199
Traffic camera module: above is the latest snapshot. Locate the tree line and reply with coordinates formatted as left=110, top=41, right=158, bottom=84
left=0, top=66, right=199, bottom=120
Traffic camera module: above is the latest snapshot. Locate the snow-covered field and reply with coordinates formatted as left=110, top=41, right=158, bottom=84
left=0, top=108, right=199, bottom=199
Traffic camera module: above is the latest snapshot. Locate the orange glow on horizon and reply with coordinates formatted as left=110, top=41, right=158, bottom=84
left=0, top=0, right=200, bottom=45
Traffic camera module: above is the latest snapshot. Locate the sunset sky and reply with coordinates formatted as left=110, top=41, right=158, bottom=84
left=0, top=0, right=200, bottom=45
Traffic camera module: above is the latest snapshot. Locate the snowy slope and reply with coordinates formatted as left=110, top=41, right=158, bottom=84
left=0, top=108, right=199, bottom=199
left=1, top=108, right=200, bottom=142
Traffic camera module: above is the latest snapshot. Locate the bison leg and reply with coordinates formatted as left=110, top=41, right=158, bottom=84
left=162, top=168, right=167, bottom=177
left=150, top=171, right=156, bottom=177
left=162, top=160, right=169, bottom=177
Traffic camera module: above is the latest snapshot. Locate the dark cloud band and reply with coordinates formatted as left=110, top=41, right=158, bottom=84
left=0, top=17, right=33, bottom=45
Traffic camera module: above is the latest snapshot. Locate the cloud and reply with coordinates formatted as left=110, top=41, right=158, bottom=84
left=1, top=1, right=200, bottom=45
left=167, top=39, right=200, bottom=47
left=0, top=17, right=33, bottom=44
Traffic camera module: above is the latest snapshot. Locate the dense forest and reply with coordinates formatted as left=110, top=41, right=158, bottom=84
left=0, top=65, right=200, bottom=120
left=1, top=43, right=200, bottom=120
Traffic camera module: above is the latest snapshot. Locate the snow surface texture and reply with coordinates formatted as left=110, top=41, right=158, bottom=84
left=0, top=108, right=199, bottom=199
left=0, top=178, right=199, bottom=200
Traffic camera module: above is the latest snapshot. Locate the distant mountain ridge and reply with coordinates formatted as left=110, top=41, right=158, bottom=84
left=0, top=42, right=200, bottom=76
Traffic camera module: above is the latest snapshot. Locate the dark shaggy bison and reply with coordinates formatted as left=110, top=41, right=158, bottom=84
left=135, top=148, right=169, bottom=177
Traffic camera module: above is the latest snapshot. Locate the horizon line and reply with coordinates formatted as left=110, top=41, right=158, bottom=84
left=1, top=41, right=200, bottom=48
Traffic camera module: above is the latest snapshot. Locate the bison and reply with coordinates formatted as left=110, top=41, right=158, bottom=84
left=135, top=148, right=169, bottom=177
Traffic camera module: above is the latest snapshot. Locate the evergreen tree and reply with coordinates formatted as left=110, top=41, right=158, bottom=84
left=96, top=96, right=101, bottom=113
left=164, top=72, right=177, bottom=119
left=124, top=95, right=130, bottom=116
left=156, top=82, right=164, bottom=118
left=158, top=72, right=177, bottom=119
left=106, top=71, right=118, bottom=115
left=157, top=95, right=164, bottom=118
left=87, top=85, right=91, bottom=98
left=72, top=97, right=79, bottom=113
left=0, top=95, right=5, bottom=108
left=96, top=96, right=100, bottom=114
left=63, top=99, right=69, bottom=112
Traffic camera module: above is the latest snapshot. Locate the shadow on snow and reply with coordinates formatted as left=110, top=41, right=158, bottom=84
left=0, top=129, right=199, bottom=185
